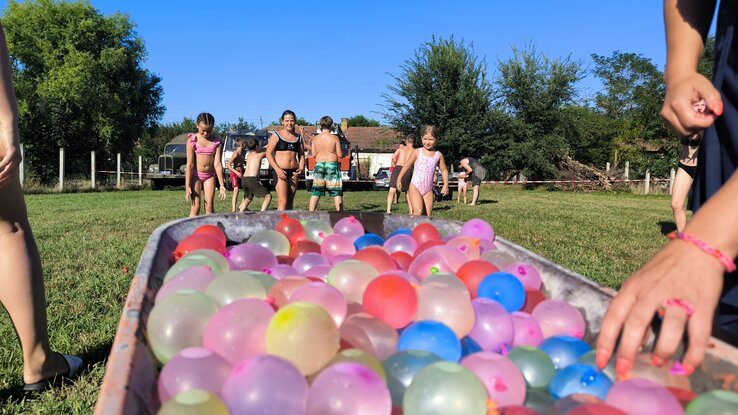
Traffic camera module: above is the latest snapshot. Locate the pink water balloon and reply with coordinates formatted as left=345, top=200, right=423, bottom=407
left=203, top=298, right=275, bottom=365
left=264, top=264, right=299, bottom=280
left=306, top=362, right=392, bottom=415
left=156, top=266, right=215, bottom=304
left=511, top=311, right=544, bottom=347
left=327, top=260, right=379, bottom=304
left=446, top=236, right=482, bottom=260
left=158, top=347, right=231, bottom=402
left=269, top=276, right=312, bottom=307
left=293, top=252, right=331, bottom=275
left=605, top=378, right=684, bottom=415
left=468, top=298, right=514, bottom=353
left=461, top=352, right=527, bottom=407
left=460, top=218, right=494, bottom=241
left=333, top=215, right=365, bottom=242
left=303, top=264, right=333, bottom=281
left=289, top=282, right=348, bottom=327
left=532, top=299, right=586, bottom=339
left=222, top=355, right=309, bottom=415
left=408, top=246, right=466, bottom=280
left=321, top=233, right=357, bottom=259
left=416, top=282, right=475, bottom=338
left=504, top=262, right=542, bottom=290
left=340, top=313, right=399, bottom=360
left=226, top=243, right=278, bottom=272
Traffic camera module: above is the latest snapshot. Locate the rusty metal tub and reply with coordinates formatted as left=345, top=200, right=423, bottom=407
left=94, top=211, right=738, bottom=414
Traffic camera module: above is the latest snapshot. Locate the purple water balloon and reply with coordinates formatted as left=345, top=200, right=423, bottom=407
left=468, top=298, right=514, bottom=353
left=333, top=215, right=365, bottom=242
left=222, top=355, right=309, bottom=415
left=293, top=252, right=331, bottom=275
left=203, top=298, right=275, bottom=365
left=511, top=311, right=544, bottom=347
left=505, top=262, right=542, bottom=290
left=461, top=352, right=527, bottom=407
left=158, top=347, right=231, bottom=402
left=605, top=378, right=684, bottom=415
left=383, top=234, right=418, bottom=256
left=460, top=218, right=495, bottom=241
left=330, top=254, right=353, bottom=265
left=155, top=266, right=215, bottom=304
left=408, top=245, right=466, bottom=280
left=265, top=264, right=299, bottom=280
left=532, top=299, right=586, bottom=339
left=306, top=362, right=392, bottom=415
left=226, top=243, right=278, bottom=272
left=303, top=264, right=333, bottom=281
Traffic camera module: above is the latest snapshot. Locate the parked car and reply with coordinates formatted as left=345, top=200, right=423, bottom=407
left=373, top=167, right=391, bottom=191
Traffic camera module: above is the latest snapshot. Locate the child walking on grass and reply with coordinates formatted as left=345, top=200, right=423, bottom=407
left=185, top=112, right=227, bottom=217
left=227, top=137, right=246, bottom=212
left=457, top=168, right=468, bottom=204
left=395, top=125, right=448, bottom=216
left=239, top=138, right=272, bottom=212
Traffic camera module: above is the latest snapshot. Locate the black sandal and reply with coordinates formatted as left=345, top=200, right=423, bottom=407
left=23, top=354, right=83, bottom=392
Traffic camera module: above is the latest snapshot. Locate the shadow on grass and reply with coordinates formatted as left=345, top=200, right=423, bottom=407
left=658, top=220, right=676, bottom=235
left=0, top=340, right=112, bottom=403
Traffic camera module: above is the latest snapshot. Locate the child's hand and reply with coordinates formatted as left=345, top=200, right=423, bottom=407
left=185, top=187, right=194, bottom=204
left=0, top=144, right=20, bottom=187
left=441, top=185, right=449, bottom=196
left=661, top=72, right=722, bottom=137
left=219, top=187, right=226, bottom=200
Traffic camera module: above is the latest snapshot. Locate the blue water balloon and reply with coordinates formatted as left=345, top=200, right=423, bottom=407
left=397, top=320, right=461, bottom=362
left=548, top=364, right=613, bottom=400
left=539, top=336, right=592, bottom=370
left=477, top=272, right=526, bottom=312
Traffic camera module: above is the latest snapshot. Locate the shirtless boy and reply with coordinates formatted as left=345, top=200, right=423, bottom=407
left=309, top=116, right=344, bottom=211
left=238, top=139, right=272, bottom=212
left=387, top=134, right=415, bottom=214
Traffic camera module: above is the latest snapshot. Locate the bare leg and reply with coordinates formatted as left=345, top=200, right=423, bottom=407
left=202, top=177, right=216, bottom=215
left=239, top=197, right=252, bottom=212
left=470, top=185, right=480, bottom=205
left=333, top=196, right=343, bottom=211
left=463, top=189, right=468, bottom=204
left=260, top=194, right=272, bottom=211
left=386, top=188, right=396, bottom=213
left=407, top=185, right=424, bottom=216
left=0, top=180, right=69, bottom=384
left=406, top=192, right=413, bottom=215
left=275, top=177, right=289, bottom=210
left=309, top=195, right=320, bottom=211
left=287, top=174, right=299, bottom=210
left=189, top=180, right=202, bottom=217
left=457, top=187, right=461, bottom=204
left=231, top=186, right=239, bottom=212
left=671, top=167, right=694, bottom=232
left=422, top=191, right=435, bottom=217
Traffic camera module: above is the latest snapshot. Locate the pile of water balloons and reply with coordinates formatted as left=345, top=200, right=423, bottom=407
left=149, top=215, right=738, bottom=415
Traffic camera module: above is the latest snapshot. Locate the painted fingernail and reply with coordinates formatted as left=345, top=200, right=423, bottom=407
left=683, top=364, right=695, bottom=376
left=651, top=355, right=663, bottom=367
left=595, top=348, right=610, bottom=369
left=616, top=358, right=632, bottom=379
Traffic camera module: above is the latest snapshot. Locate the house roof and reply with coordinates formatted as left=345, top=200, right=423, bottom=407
left=266, top=125, right=400, bottom=152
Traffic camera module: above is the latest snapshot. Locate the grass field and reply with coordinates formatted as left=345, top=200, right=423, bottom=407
left=0, top=186, right=678, bottom=413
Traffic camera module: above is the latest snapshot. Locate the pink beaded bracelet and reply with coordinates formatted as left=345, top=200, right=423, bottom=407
left=667, top=231, right=737, bottom=272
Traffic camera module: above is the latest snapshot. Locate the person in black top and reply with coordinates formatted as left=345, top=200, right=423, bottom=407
left=265, top=110, right=305, bottom=210
left=457, top=157, right=487, bottom=206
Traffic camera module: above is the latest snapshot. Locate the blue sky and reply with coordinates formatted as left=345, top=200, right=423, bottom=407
left=3, top=1, right=714, bottom=127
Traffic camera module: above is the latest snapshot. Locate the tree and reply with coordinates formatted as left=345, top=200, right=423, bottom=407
left=591, top=51, right=671, bottom=176
left=492, top=44, right=584, bottom=179
left=347, top=114, right=380, bottom=127
left=2, top=0, right=164, bottom=182
left=268, top=117, right=313, bottom=126
left=137, top=117, right=196, bottom=164
left=697, top=36, right=715, bottom=79
left=382, top=36, right=494, bottom=167
left=217, top=117, right=257, bottom=135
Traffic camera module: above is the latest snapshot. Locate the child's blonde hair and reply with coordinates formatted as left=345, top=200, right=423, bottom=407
left=421, top=125, right=439, bottom=140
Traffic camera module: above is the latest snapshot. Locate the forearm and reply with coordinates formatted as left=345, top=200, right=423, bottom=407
left=0, top=25, right=18, bottom=151
left=185, top=163, right=193, bottom=188
left=663, top=0, right=716, bottom=85
left=684, top=170, right=738, bottom=259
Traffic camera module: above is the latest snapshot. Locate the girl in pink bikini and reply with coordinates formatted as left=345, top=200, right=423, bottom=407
left=395, top=125, right=449, bottom=216
left=185, top=112, right=227, bottom=217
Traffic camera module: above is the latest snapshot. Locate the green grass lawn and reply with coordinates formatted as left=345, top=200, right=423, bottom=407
left=0, top=186, right=676, bottom=413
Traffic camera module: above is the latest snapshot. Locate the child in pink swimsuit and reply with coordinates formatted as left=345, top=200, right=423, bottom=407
left=185, top=112, right=227, bottom=217
left=395, top=125, right=449, bottom=216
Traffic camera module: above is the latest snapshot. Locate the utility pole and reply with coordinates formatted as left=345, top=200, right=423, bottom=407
left=259, top=116, right=264, bottom=129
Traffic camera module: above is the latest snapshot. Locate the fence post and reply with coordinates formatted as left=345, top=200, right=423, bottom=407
left=138, top=156, right=143, bottom=186
left=605, top=162, right=610, bottom=173
left=91, top=151, right=96, bottom=189
left=117, top=153, right=121, bottom=189
left=669, top=168, right=675, bottom=195
left=59, top=147, right=64, bottom=190
left=19, top=143, right=24, bottom=187
left=644, top=169, right=650, bottom=195
left=624, top=161, right=630, bottom=181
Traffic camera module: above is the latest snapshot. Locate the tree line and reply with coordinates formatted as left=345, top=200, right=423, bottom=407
left=2, top=1, right=713, bottom=183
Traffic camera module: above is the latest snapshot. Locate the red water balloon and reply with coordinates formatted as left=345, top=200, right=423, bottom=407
left=193, top=224, right=227, bottom=248
left=172, top=234, right=225, bottom=262
left=289, top=240, right=321, bottom=258
left=411, top=223, right=442, bottom=245
left=390, top=251, right=413, bottom=271
left=456, top=260, right=499, bottom=298
left=353, top=246, right=398, bottom=273
left=277, top=255, right=295, bottom=265
left=363, top=275, right=418, bottom=329
left=414, top=240, right=445, bottom=257
left=275, top=214, right=306, bottom=245
left=522, top=289, right=548, bottom=313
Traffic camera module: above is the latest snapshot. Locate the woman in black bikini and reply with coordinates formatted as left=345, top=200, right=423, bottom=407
left=671, top=130, right=702, bottom=232
left=265, top=110, right=305, bottom=210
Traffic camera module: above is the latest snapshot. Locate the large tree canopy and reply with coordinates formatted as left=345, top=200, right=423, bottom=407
left=347, top=114, right=380, bottom=127
left=2, top=0, right=163, bottom=181
left=382, top=36, right=494, bottom=166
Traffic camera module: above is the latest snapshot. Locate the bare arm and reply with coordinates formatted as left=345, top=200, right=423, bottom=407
left=660, top=0, right=721, bottom=136
left=395, top=149, right=417, bottom=189
left=461, top=159, right=473, bottom=175
left=185, top=141, right=195, bottom=202
left=0, top=23, right=20, bottom=187
left=296, top=135, right=305, bottom=174
left=391, top=148, right=401, bottom=168
left=335, top=136, right=343, bottom=159
left=439, top=152, right=449, bottom=195
left=265, top=134, right=285, bottom=179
